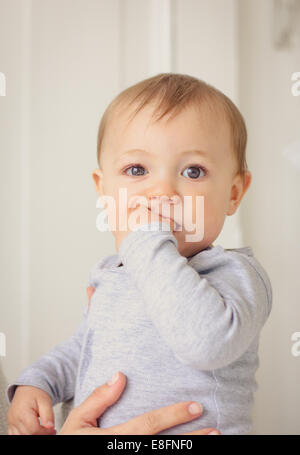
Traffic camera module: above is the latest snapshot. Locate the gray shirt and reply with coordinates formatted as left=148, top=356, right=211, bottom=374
left=7, top=221, right=272, bottom=435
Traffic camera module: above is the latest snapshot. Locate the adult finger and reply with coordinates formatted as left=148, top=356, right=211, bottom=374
left=108, top=401, right=204, bottom=435
left=9, top=425, right=21, bottom=435
left=8, top=425, right=14, bottom=435
left=86, top=286, right=95, bottom=300
left=87, top=286, right=95, bottom=310
left=33, top=426, right=57, bottom=435
left=71, top=371, right=126, bottom=426
left=16, top=420, right=34, bottom=435
left=181, top=427, right=221, bottom=435
left=20, top=408, right=44, bottom=435
left=38, top=397, right=55, bottom=429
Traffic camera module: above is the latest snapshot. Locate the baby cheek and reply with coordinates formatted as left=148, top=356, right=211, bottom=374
left=205, top=203, right=227, bottom=238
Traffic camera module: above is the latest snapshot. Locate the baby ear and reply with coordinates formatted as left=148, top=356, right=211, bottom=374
left=227, top=171, right=252, bottom=216
left=92, top=168, right=104, bottom=196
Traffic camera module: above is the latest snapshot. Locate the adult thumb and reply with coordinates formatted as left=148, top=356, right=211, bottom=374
left=75, top=371, right=127, bottom=426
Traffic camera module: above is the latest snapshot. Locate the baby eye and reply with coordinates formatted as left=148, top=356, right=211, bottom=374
left=182, top=165, right=207, bottom=179
left=124, top=164, right=148, bottom=177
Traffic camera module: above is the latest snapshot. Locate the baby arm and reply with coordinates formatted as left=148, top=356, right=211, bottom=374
left=7, top=316, right=86, bottom=405
left=118, top=221, right=272, bottom=371
left=7, top=310, right=87, bottom=434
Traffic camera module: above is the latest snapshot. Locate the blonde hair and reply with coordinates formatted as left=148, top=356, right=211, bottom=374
left=97, top=73, right=248, bottom=179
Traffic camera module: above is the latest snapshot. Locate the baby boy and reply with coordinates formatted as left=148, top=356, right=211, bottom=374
left=7, top=73, right=272, bottom=435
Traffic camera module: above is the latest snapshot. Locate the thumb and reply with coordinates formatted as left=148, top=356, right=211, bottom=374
left=76, top=371, right=126, bottom=426
left=38, top=397, right=55, bottom=429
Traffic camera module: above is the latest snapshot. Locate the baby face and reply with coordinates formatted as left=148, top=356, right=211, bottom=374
left=93, top=101, right=251, bottom=258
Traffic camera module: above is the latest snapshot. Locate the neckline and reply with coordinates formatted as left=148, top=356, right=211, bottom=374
left=187, top=244, right=253, bottom=266
left=113, top=244, right=220, bottom=269
left=109, top=244, right=253, bottom=271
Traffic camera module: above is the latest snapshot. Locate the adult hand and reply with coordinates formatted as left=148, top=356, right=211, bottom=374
left=59, top=371, right=220, bottom=435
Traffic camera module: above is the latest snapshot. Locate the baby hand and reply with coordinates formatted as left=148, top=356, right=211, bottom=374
left=7, top=385, right=56, bottom=435
left=116, top=202, right=177, bottom=251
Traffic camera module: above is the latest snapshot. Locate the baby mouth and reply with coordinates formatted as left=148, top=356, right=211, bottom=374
left=143, top=201, right=182, bottom=231
left=158, top=213, right=182, bottom=231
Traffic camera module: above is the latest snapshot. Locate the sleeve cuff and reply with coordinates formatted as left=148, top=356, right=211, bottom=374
left=6, top=384, right=18, bottom=403
left=118, top=221, right=178, bottom=262
left=118, top=221, right=179, bottom=271
left=133, top=221, right=172, bottom=232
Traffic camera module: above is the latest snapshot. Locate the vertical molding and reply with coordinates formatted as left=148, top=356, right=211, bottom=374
left=170, top=0, right=178, bottom=73
left=232, top=0, right=240, bottom=105
left=149, top=0, right=174, bottom=74
left=117, top=0, right=178, bottom=89
left=117, top=0, right=125, bottom=90
left=19, top=0, right=32, bottom=369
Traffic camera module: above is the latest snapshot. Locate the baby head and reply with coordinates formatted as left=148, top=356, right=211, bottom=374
left=92, top=73, right=251, bottom=258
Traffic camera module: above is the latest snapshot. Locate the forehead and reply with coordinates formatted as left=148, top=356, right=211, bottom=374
left=101, top=100, right=234, bottom=167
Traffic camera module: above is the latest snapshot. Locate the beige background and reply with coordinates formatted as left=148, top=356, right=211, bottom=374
left=0, top=0, right=299, bottom=434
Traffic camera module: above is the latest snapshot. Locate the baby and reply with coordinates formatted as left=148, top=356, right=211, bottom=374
left=7, top=73, right=272, bottom=435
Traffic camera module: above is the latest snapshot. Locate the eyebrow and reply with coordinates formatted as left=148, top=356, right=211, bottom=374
left=114, top=148, right=212, bottom=163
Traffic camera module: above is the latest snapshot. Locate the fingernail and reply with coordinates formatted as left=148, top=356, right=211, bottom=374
left=41, top=420, right=54, bottom=428
left=107, top=371, right=119, bottom=385
left=45, top=421, right=54, bottom=428
left=188, top=402, right=203, bottom=415
left=208, top=430, right=220, bottom=435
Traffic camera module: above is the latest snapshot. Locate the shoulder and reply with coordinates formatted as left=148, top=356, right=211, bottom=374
left=191, top=245, right=272, bottom=314
left=222, top=246, right=273, bottom=314
left=226, top=246, right=271, bottom=294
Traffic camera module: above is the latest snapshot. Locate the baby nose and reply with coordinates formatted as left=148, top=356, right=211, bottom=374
left=150, top=195, right=176, bottom=204
left=144, top=176, right=182, bottom=211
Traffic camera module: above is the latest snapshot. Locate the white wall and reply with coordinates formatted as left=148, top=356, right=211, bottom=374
left=1, top=0, right=122, bottom=380
left=0, top=0, right=29, bottom=381
left=238, top=0, right=300, bottom=434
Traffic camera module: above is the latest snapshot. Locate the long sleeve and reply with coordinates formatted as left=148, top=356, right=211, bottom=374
left=6, top=309, right=87, bottom=406
left=118, top=221, right=272, bottom=371
left=6, top=255, right=116, bottom=406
